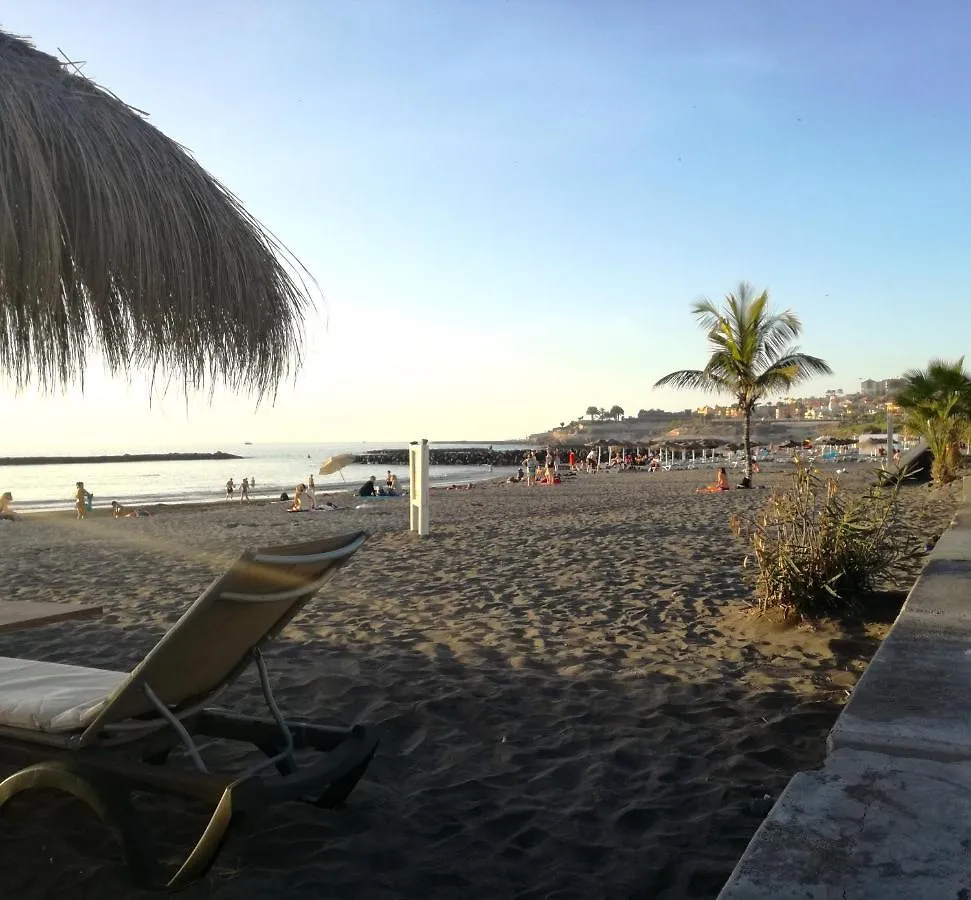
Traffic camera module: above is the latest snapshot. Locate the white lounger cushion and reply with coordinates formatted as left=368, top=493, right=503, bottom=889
left=0, top=657, right=127, bottom=733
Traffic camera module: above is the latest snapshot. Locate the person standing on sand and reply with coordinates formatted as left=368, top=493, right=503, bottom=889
left=75, top=481, right=91, bottom=519
left=307, top=475, right=317, bottom=509
left=568, top=449, right=576, bottom=472
left=240, top=477, right=250, bottom=502
left=226, top=478, right=235, bottom=501
left=525, top=451, right=538, bottom=486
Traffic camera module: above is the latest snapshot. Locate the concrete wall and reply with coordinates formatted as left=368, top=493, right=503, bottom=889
left=717, top=489, right=971, bottom=899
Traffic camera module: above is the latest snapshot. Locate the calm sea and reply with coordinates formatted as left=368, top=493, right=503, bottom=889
left=1, top=441, right=528, bottom=513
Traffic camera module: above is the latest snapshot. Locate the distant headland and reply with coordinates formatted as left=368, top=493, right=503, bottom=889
left=0, top=451, right=243, bottom=467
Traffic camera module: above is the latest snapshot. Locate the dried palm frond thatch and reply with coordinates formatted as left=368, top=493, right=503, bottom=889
left=0, top=30, right=315, bottom=395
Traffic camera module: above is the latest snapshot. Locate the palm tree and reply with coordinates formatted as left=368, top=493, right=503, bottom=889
left=585, top=406, right=599, bottom=422
left=609, top=404, right=625, bottom=421
left=895, top=358, right=971, bottom=484
left=654, top=282, right=831, bottom=485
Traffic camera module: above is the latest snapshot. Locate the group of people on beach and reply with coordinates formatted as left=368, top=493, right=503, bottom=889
left=359, top=470, right=400, bottom=497
left=510, top=448, right=662, bottom=485
left=76, top=481, right=152, bottom=518
left=509, top=448, right=563, bottom=486
left=225, top=476, right=256, bottom=502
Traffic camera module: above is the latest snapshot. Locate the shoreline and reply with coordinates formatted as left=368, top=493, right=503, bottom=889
left=7, top=473, right=511, bottom=519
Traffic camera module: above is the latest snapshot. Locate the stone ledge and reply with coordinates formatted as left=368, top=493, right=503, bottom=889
left=718, top=495, right=971, bottom=897
left=717, top=748, right=971, bottom=900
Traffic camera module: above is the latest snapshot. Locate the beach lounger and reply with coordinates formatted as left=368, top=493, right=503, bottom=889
left=0, top=531, right=377, bottom=891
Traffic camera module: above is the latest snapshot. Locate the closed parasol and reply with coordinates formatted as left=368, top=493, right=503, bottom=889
left=319, top=453, right=356, bottom=480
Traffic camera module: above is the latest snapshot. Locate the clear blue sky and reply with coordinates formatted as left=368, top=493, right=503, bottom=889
left=1, top=1, right=969, bottom=451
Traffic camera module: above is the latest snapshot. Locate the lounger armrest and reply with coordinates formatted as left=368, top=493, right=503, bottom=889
left=251, top=533, right=366, bottom=566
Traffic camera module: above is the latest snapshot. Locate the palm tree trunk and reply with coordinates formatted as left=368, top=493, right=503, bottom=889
left=742, top=406, right=753, bottom=485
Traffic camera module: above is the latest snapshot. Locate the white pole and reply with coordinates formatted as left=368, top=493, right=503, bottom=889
left=409, top=439, right=430, bottom=535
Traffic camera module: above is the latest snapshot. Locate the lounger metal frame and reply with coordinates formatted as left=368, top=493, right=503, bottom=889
left=0, top=532, right=378, bottom=891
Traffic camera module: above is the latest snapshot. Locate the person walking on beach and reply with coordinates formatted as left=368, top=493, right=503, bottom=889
left=225, top=478, right=235, bottom=501
left=240, top=477, right=250, bottom=502
left=75, top=481, right=92, bottom=519
left=307, top=475, right=317, bottom=509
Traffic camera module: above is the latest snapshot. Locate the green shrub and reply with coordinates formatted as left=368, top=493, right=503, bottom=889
left=729, top=465, right=914, bottom=620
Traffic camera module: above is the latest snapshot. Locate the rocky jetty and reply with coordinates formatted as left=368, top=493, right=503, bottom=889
left=356, top=446, right=632, bottom=467
left=0, top=451, right=242, bottom=467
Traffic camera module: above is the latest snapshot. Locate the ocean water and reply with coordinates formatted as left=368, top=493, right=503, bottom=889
left=1, top=441, right=527, bottom=513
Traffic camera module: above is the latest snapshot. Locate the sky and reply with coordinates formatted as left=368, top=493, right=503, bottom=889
left=1, top=1, right=970, bottom=452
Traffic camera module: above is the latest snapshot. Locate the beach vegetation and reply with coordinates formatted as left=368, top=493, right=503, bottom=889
left=654, top=282, right=832, bottom=486
left=894, top=358, right=971, bottom=485
left=608, top=404, right=625, bottom=420
left=729, top=465, right=914, bottom=620
left=585, top=406, right=600, bottom=421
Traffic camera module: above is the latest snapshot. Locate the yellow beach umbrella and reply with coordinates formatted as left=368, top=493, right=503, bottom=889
left=319, top=453, right=356, bottom=480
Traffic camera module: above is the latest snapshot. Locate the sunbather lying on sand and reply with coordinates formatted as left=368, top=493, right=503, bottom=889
left=697, top=468, right=730, bottom=493
left=111, top=500, right=152, bottom=517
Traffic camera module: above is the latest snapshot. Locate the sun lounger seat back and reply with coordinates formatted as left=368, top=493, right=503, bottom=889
left=79, top=532, right=366, bottom=738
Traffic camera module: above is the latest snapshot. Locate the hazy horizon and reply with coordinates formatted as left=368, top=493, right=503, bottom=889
left=2, top=2, right=968, bottom=454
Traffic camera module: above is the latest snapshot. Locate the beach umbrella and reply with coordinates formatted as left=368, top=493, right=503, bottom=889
left=0, top=31, right=313, bottom=394
left=319, top=453, right=356, bottom=480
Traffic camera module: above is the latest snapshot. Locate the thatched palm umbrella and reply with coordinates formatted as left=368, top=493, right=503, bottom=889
left=0, top=31, right=313, bottom=394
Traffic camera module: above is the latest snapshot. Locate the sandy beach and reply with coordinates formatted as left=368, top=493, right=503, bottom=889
left=0, top=467, right=959, bottom=899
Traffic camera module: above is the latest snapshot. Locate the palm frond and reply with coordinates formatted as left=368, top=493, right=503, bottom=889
left=0, top=30, right=317, bottom=395
left=654, top=369, right=723, bottom=393
left=763, top=351, right=833, bottom=380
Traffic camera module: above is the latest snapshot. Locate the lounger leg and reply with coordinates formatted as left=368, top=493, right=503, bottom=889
left=0, top=762, right=161, bottom=887
left=0, top=762, right=241, bottom=892
left=312, top=743, right=378, bottom=808
left=163, top=787, right=238, bottom=891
